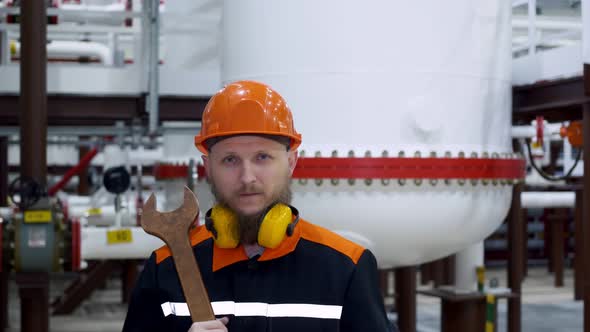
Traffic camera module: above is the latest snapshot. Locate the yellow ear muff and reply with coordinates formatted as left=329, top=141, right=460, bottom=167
left=257, top=203, right=293, bottom=249
left=205, top=205, right=240, bottom=248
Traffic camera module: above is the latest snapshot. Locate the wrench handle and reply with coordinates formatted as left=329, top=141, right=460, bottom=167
left=169, top=240, right=215, bottom=322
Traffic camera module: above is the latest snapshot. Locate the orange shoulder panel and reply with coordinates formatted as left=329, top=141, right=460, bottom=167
left=155, top=225, right=212, bottom=264
left=298, top=219, right=365, bottom=264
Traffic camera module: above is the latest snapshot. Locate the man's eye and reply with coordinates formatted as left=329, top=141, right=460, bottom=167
left=222, top=156, right=237, bottom=164
left=257, top=153, right=271, bottom=161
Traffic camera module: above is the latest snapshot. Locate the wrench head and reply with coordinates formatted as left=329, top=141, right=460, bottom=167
left=141, top=186, right=200, bottom=241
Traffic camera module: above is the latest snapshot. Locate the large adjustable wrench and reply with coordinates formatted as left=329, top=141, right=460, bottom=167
left=141, top=186, right=215, bottom=322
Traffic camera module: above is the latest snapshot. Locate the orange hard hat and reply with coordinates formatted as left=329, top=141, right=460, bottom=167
left=194, top=80, right=302, bottom=154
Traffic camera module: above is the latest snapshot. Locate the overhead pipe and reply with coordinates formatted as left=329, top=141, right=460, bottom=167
left=11, top=40, right=114, bottom=66
left=521, top=191, right=575, bottom=208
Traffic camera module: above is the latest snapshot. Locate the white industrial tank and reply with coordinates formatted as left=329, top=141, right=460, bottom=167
left=220, top=0, right=514, bottom=268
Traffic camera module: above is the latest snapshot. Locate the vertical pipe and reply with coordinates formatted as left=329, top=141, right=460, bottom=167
left=16, top=273, right=49, bottom=332
left=420, top=263, right=432, bottom=286
left=583, top=0, right=590, bottom=326
left=444, top=255, right=456, bottom=286
left=20, top=0, right=47, bottom=187
left=454, top=242, right=484, bottom=292
left=19, top=3, right=49, bottom=332
left=551, top=209, right=565, bottom=287
left=574, top=188, right=583, bottom=301
left=527, top=0, right=536, bottom=56
left=0, top=272, right=7, bottom=329
left=583, top=101, right=590, bottom=332
left=432, top=259, right=444, bottom=288
left=522, top=206, right=528, bottom=278
left=77, top=139, right=90, bottom=195
left=395, top=266, right=416, bottom=332
left=508, top=183, right=523, bottom=332
left=147, top=0, right=160, bottom=135
left=0, top=137, right=6, bottom=330
left=122, top=261, right=138, bottom=303
left=0, top=137, right=7, bottom=206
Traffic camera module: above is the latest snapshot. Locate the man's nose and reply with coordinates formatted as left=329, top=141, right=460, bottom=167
left=240, top=162, right=257, bottom=184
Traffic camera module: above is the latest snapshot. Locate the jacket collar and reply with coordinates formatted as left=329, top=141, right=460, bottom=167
left=212, top=220, right=302, bottom=272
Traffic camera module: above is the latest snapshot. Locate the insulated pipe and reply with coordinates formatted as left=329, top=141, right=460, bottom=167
left=147, top=0, right=160, bottom=135
left=80, top=227, right=163, bottom=261
left=512, top=16, right=583, bottom=31
left=12, top=41, right=114, bottom=66
left=521, top=191, right=575, bottom=208
left=510, top=123, right=563, bottom=139
left=454, top=241, right=484, bottom=293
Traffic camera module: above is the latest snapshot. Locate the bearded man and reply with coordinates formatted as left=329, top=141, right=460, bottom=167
left=123, top=80, right=396, bottom=332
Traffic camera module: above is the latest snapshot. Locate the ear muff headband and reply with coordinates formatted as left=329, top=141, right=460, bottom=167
left=205, top=203, right=299, bottom=249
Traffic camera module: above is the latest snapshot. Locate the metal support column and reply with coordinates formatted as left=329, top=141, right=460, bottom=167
left=16, top=273, right=49, bottom=332
left=122, top=260, right=138, bottom=303
left=550, top=209, right=566, bottom=287
left=508, top=183, right=523, bottom=332
left=575, top=188, right=584, bottom=301
left=0, top=137, right=7, bottom=331
left=20, top=0, right=47, bottom=187
left=583, top=95, right=590, bottom=332
left=395, top=266, right=416, bottom=332
left=18, top=2, right=49, bottom=332
left=0, top=137, right=7, bottom=206
left=77, top=139, right=90, bottom=195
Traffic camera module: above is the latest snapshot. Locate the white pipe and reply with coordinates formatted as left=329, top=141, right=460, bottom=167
left=584, top=0, right=590, bottom=64
left=511, top=123, right=562, bottom=139
left=0, top=207, right=11, bottom=220
left=521, top=191, right=575, bottom=208
left=454, top=242, right=484, bottom=293
left=81, top=226, right=164, bottom=260
left=147, top=0, right=160, bottom=135
left=527, top=0, right=536, bottom=56
left=513, top=16, right=583, bottom=31
left=60, top=3, right=126, bottom=12
left=12, top=40, right=114, bottom=66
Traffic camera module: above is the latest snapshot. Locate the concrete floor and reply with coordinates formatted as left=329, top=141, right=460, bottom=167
left=3, top=266, right=584, bottom=332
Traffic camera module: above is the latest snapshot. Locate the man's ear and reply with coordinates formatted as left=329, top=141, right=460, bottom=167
left=287, top=150, right=298, bottom=175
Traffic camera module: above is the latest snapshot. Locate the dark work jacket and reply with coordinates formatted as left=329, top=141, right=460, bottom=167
left=122, top=219, right=396, bottom=332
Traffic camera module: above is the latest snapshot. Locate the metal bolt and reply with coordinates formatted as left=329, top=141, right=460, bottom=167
left=471, top=152, right=478, bottom=158
left=315, top=179, right=323, bottom=186
left=398, top=179, right=406, bottom=186
left=414, top=179, right=423, bottom=186
left=414, top=151, right=421, bottom=158
left=430, top=151, right=437, bottom=158
left=445, top=151, right=452, bottom=158
left=399, top=151, right=405, bottom=158
left=382, top=150, right=389, bottom=158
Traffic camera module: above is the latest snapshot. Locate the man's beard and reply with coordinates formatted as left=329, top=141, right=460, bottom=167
left=209, top=177, right=292, bottom=245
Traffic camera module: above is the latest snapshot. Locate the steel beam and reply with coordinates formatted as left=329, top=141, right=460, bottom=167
left=0, top=94, right=208, bottom=126
left=508, top=183, right=523, bottom=332
left=0, top=137, right=7, bottom=206
left=395, top=266, right=416, bottom=332
left=575, top=189, right=584, bottom=301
